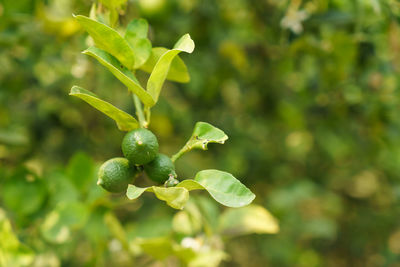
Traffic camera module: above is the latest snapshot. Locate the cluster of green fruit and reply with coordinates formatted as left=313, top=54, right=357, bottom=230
left=97, top=128, right=178, bottom=193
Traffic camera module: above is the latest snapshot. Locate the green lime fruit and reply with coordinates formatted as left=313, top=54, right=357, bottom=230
left=97, top=157, right=138, bottom=193
left=144, top=153, right=177, bottom=183
left=122, top=128, right=159, bottom=165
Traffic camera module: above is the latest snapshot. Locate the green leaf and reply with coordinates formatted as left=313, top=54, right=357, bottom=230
left=66, top=152, right=95, bottom=193
left=172, top=122, right=228, bottom=162
left=74, top=15, right=135, bottom=69
left=140, top=47, right=190, bottom=83
left=41, top=202, right=89, bottom=244
left=188, top=122, right=228, bottom=150
left=219, top=204, right=279, bottom=236
left=83, top=47, right=155, bottom=106
left=124, top=19, right=152, bottom=68
left=126, top=185, right=189, bottom=209
left=69, top=86, right=139, bottom=131
left=146, top=34, right=195, bottom=103
left=135, top=238, right=174, bottom=260
left=3, top=171, right=46, bottom=216
left=177, top=170, right=255, bottom=208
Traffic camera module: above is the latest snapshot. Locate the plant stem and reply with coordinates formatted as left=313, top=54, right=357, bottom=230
left=133, top=94, right=147, bottom=128
left=144, top=106, right=151, bottom=125
left=171, top=142, right=191, bottom=162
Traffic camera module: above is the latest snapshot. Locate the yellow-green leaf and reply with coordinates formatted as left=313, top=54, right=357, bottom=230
left=140, top=47, right=190, bottom=83
left=124, top=19, right=152, bottom=68
left=146, top=34, right=195, bottom=103
left=126, top=185, right=189, bottom=209
left=83, top=47, right=155, bottom=106
left=219, top=205, right=279, bottom=236
left=74, top=15, right=135, bottom=69
left=69, top=86, right=139, bottom=131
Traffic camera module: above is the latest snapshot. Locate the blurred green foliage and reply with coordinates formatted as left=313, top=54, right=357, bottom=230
left=1, top=0, right=400, bottom=266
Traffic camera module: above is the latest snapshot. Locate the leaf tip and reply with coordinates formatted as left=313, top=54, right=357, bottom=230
left=69, top=86, right=79, bottom=95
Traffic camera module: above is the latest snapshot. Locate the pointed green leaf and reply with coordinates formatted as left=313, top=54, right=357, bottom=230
left=69, top=86, right=139, bottom=131
left=126, top=185, right=189, bottom=209
left=74, top=15, right=135, bottom=69
left=146, top=34, right=194, bottom=103
left=219, top=205, right=279, bottom=236
left=83, top=47, right=155, bottom=106
left=172, top=122, right=228, bottom=162
left=177, top=170, right=255, bottom=208
left=140, top=47, right=190, bottom=83
left=188, top=122, right=228, bottom=150
left=124, top=19, right=152, bottom=68
left=126, top=185, right=148, bottom=199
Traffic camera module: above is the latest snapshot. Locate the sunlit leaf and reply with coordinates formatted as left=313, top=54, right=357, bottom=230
left=124, top=19, right=152, bottom=68
left=0, top=209, right=35, bottom=267
left=177, top=170, right=255, bottom=208
left=172, top=122, right=228, bottom=161
left=83, top=47, right=155, bottom=106
left=74, top=15, right=135, bottom=69
left=126, top=185, right=189, bottom=209
left=140, top=47, right=190, bottom=83
left=146, top=34, right=195, bottom=103
left=219, top=204, right=279, bottom=236
left=135, top=237, right=174, bottom=260
left=69, top=86, right=139, bottom=131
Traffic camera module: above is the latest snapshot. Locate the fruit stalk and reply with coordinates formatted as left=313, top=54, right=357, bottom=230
left=171, top=144, right=191, bottom=162
left=132, top=93, right=147, bottom=128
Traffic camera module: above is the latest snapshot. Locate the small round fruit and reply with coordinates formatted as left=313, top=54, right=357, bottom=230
left=144, top=153, right=177, bottom=183
left=122, top=128, right=159, bottom=165
left=97, top=157, right=137, bottom=193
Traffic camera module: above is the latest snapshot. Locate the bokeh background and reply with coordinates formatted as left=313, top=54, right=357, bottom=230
left=1, top=0, right=400, bottom=266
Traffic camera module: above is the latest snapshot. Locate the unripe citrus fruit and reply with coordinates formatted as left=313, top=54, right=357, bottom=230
left=144, top=153, right=177, bottom=183
left=97, top=157, right=138, bottom=193
left=122, top=128, right=159, bottom=165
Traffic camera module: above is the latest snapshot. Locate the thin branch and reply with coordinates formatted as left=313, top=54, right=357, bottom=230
left=133, top=93, right=147, bottom=128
